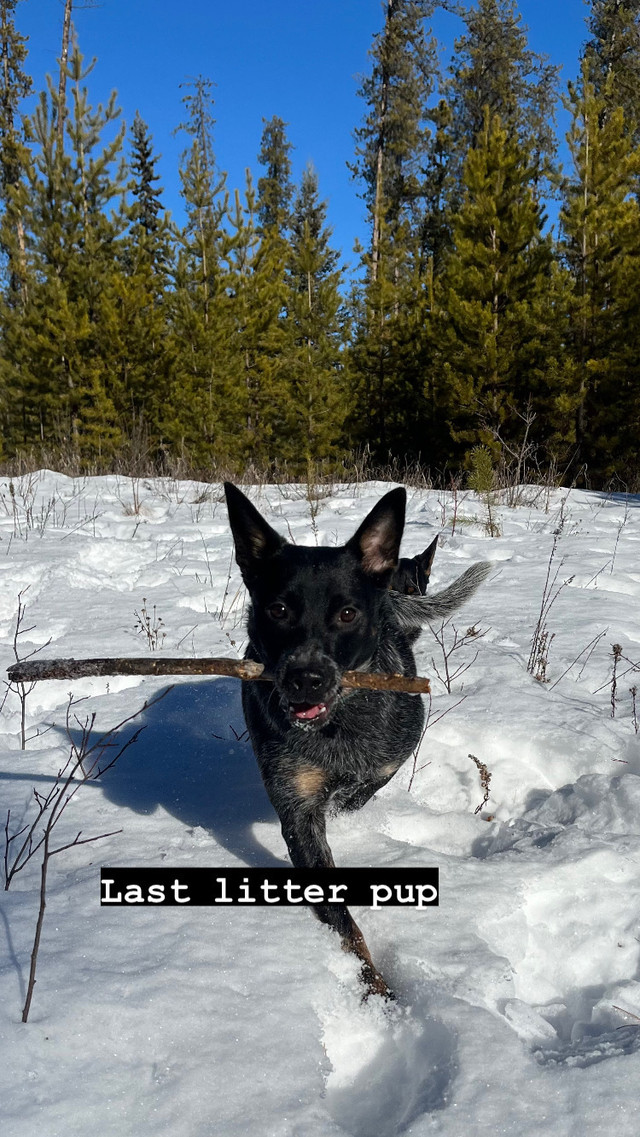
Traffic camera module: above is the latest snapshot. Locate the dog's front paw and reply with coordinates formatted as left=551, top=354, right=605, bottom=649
left=360, top=961, right=396, bottom=1002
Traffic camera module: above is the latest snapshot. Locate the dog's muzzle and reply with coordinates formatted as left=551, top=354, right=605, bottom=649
left=276, top=652, right=342, bottom=730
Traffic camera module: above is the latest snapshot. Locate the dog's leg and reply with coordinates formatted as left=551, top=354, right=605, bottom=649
left=267, top=773, right=394, bottom=999
left=338, top=767, right=401, bottom=813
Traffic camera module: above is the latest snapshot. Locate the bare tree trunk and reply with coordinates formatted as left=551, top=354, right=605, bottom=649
left=491, top=224, right=500, bottom=411
left=371, top=0, right=394, bottom=284
left=1, top=6, right=29, bottom=303
left=21, top=831, right=50, bottom=1021
left=200, top=205, right=209, bottom=325
left=577, top=111, right=590, bottom=448
left=15, top=214, right=27, bottom=302
left=56, top=0, right=73, bottom=154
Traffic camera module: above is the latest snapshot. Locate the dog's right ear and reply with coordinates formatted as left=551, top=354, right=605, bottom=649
left=224, top=483, right=286, bottom=585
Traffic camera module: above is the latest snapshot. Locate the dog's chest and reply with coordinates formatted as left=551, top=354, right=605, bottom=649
left=250, top=687, right=424, bottom=778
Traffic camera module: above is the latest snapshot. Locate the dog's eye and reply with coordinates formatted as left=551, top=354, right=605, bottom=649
left=406, top=585, right=417, bottom=595
left=268, top=603, right=288, bottom=621
left=339, top=607, right=357, bottom=624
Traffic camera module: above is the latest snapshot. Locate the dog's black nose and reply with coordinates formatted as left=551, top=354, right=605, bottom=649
left=284, top=664, right=334, bottom=705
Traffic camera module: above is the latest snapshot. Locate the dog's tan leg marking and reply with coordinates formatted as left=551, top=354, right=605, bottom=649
left=379, top=761, right=401, bottom=780
left=293, top=766, right=326, bottom=799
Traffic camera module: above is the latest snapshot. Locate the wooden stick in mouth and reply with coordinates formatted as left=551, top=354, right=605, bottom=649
left=6, top=656, right=430, bottom=694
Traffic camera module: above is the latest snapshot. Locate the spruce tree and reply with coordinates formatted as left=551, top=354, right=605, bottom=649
left=256, top=115, right=294, bottom=235
left=130, top=111, right=164, bottom=237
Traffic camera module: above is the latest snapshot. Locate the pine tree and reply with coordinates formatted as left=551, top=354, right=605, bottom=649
left=433, top=111, right=571, bottom=464
left=0, top=0, right=31, bottom=304
left=348, top=220, right=432, bottom=461
left=97, top=113, right=174, bottom=457
left=174, top=76, right=225, bottom=327
left=223, top=172, right=291, bottom=467
left=349, top=0, right=438, bottom=459
left=165, top=76, right=236, bottom=466
left=443, top=0, right=558, bottom=200
left=284, top=164, right=346, bottom=467
left=351, top=0, right=437, bottom=281
left=1, top=37, right=128, bottom=459
left=584, top=0, right=640, bottom=139
left=419, top=96, right=456, bottom=272
left=236, top=116, right=302, bottom=466
left=560, top=64, right=640, bottom=480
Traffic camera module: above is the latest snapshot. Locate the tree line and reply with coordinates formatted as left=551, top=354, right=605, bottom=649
left=1, top=0, right=640, bottom=487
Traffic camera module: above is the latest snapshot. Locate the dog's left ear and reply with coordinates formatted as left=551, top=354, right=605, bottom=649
left=346, top=487, right=406, bottom=578
left=224, top=482, right=286, bottom=585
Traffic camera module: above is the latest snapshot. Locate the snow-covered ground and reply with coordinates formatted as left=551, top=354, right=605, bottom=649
left=1, top=471, right=640, bottom=1136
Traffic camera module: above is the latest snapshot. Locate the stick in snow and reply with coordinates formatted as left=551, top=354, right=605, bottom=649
left=6, top=656, right=431, bottom=694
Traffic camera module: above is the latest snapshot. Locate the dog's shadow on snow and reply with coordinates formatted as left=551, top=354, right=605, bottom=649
left=80, top=679, right=285, bottom=868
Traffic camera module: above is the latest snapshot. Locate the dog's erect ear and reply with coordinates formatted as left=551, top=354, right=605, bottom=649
left=346, top=487, right=406, bottom=577
left=224, top=483, right=286, bottom=584
left=419, top=535, right=439, bottom=574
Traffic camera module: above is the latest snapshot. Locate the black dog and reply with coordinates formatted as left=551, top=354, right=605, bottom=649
left=224, top=483, right=490, bottom=997
left=391, top=534, right=439, bottom=645
left=391, top=534, right=438, bottom=597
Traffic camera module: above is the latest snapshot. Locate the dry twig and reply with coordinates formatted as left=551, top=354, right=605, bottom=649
left=4, top=687, right=172, bottom=1021
left=1, top=589, right=52, bottom=749
left=429, top=620, right=487, bottom=693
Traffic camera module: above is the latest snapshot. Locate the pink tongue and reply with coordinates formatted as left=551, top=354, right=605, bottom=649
left=293, top=703, right=326, bottom=720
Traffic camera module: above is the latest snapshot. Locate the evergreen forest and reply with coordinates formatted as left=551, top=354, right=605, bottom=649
left=2, top=0, right=640, bottom=488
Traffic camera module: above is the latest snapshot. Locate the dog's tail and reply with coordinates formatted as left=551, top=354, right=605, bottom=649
left=389, top=561, right=493, bottom=628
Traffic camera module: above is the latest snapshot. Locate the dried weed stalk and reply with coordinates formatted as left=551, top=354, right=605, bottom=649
left=133, top=598, right=166, bottom=651
left=468, top=753, right=492, bottom=814
left=630, top=686, right=638, bottom=735
left=527, top=504, right=574, bottom=682
left=610, top=644, right=623, bottom=718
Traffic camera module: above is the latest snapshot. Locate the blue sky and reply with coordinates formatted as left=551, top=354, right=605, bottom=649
left=17, top=0, right=591, bottom=266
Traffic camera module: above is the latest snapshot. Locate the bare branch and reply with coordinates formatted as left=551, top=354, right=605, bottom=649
left=429, top=620, right=487, bottom=693
left=406, top=691, right=468, bottom=791
left=4, top=686, right=173, bottom=1020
